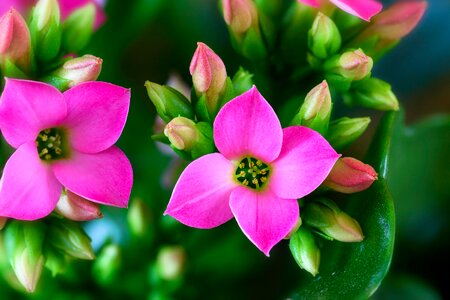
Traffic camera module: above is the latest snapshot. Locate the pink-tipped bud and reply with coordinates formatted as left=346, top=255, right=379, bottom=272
left=367, top=1, right=427, bottom=40
left=222, top=0, right=258, bottom=34
left=164, top=117, right=198, bottom=151
left=0, top=8, right=31, bottom=70
left=324, top=157, right=378, bottom=193
left=54, top=54, right=103, bottom=87
left=339, top=49, right=373, bottom=80
left=55, top=190, right=103, bottom=221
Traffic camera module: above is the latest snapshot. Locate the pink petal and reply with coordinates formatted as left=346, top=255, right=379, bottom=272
left=0, top=79, right=67, bottom=148
left=214, top=86, right=283, bottom=162
left=270, top=126, right=340, bottom=199
left=330, top=0, right=382, bottom=21
left=0, top=0, right=34, bottom=16
left=59, top=0, right=106, bottom=29
left=229, top=187, right=299, bottom=256
left=0, top=141, right=61, bottom=220
left=164, top=153, right=236, bottom=229
left=52, top=146, right=133, bottom=208
left=297, top=0, right=321, bottom=8
left=62, top=81, right=130, bottom=154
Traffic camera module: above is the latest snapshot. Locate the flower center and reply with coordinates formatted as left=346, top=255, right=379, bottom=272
left=234, top=157, right=271, bottom=190
left=35, top=128, right=68, bottom=161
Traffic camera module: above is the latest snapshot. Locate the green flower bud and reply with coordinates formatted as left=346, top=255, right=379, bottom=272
left=289, top=227, right=320, bottom=277
left=30, top=0, right=62, bottom=62
left=48, top=219, right=94, bottom=260
left=324, top=49, right=373, bottom=81
left=232, top=67, right=254, bottom=95
left=308, top=12, right=341, bottom=59
left=291, top=80, right=332, bottom=135
left=51, top=54, right=102, bottom=89
left=62, top=4, right=95, bottom=53
left=303, top=199, right=364, bottom=242
left=92, top=244, right=122, bottom=286
left=44, top=246, right=67, bottom=277
left=156, top=246, right=186, bottom=280
left=327, top=117, right=371, bottom=150
left=127, top=197, right=152, bottom=238
left=145, top=81, right=194, bottom=123
left=344, top=77, right=399, bottom=111
left=3, top=220, right=46, bottom=292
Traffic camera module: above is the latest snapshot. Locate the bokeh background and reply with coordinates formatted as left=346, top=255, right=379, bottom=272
left=1, top=0, right=449, bottom=299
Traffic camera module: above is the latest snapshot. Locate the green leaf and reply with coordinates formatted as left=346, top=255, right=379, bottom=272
left=291, top=112, right=397, bottom=299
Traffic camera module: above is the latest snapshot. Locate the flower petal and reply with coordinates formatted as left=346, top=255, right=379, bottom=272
left=62, top=81, right=130, bottom=153
left=214, top=86, right=283, bottom=162
left=297, top=0, right=321, bottom=8
left=330, top=0, right=382, bottom=21
left=52, top=146, right=133, bottom=208
left=164, top=153, right=236, bottom=229
left=0, top=79, right=67, bottom=148
left=270, top=126, right=340, bottom=199
left=230, top=187, right=299, bottom=256
left=0, top=141, right=61, bottom=220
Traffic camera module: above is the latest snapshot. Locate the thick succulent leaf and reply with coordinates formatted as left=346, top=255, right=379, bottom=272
left=291, top=112, right=397, bottom=299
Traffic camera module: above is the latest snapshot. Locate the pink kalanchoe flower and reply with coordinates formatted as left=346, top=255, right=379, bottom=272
left=0, top=0, right=105, bottom=29
left=298, top=0, right=382, bottom=21
left=0, top=78, right=132, bottom=221
left=165, top=86, right=339, bottom=255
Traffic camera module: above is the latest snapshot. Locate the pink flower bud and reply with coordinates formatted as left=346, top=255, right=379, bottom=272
left=0, top=8, right=31, bottom=70
left=54, top=54, right=103, bottom=87
left=367, top=1, right=427, bottom=40
left=302, top=80, right=332, bottom=122
left=324, top=157, right=378, bottom=193
left=55, top=190, right=103, bottom=221
left=222, top=0, right=258, bottom=34
left=339, top=49, right=373, bottom=80
left=164, top=117, right=198, bottom=151
left=189, top=42, right=227, bottom=112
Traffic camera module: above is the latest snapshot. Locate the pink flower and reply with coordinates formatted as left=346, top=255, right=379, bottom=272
left=164, top=86, right=339, bottom=255
left=298, top=0, right=382, bottom=21
left=0, top=0, right=105, bottom=29
left=0, top=79, right=132, bottom=220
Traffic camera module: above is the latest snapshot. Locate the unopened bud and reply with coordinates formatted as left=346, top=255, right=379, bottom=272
left=308, top=12, right=341, bottom=59
left=232, top=67, right=254, bottom=95
left=53, top=54, right=102, bottom=88
left=289, top=227, right=320, bottom=277
left=164, top=117, right=198, bottom=151
left=145, top=81, right=194, bottom=123
left=48, top=219, right=94, bottom=260
left=366, top=1, right=427, bottom=41
left=30, top=0, right=61, bottom=62
left=326, top=49, right=373, bottom=81
left=222, top=0, right=258, bottom=35
left=344, top=77, right=399, bottom=111
left=291, top=80, right=332, bottom=135
left=303, top=199, right=364, bottom=242
left=0, top=9, right=31, bottom=72
left=156, top=246, right=186, bottom=280
left=324, top=157, right=378, bottom=193
left=127, top=198, right=152, bottom=237
left=62, top=3, right=95, bottom=52
left=4, top=220, right=46, bottom=292
left=55, top=189, right=103, bottom=221
left=92, top=244, right=122, bottom=285
left=190, top=42, right=227, bottom=114
left=327, top=117, right=371, bottom=150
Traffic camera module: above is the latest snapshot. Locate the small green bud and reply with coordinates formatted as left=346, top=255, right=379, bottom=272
left=324, top=49, right=373, bottom=81
left=48, top=219, right=94, bottom=260
left=62, top=4, right=95, bottom=53
left=30, top=0, right=62, bottom=62
left=4, top=220, right=46, bottom=292
left=145, top=81, right=194, bottom=123
left=232, top=67, right=254, bottom=95
left=344, top=77, right=399, bottom=111
left=289, top=227, right=320, bottom=277
left=156, top=246, right=186, bottom=280
left=303, top=199, right=364, bottom=242
left=308, top=12, right=341, bottom=59
left=327, top=117, right=371, bottom=150
left=291, top=80, right=332, bottom=135
left=127, top=197, right=152, bottom=238
left=92, top=244, right=122, bottom=286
